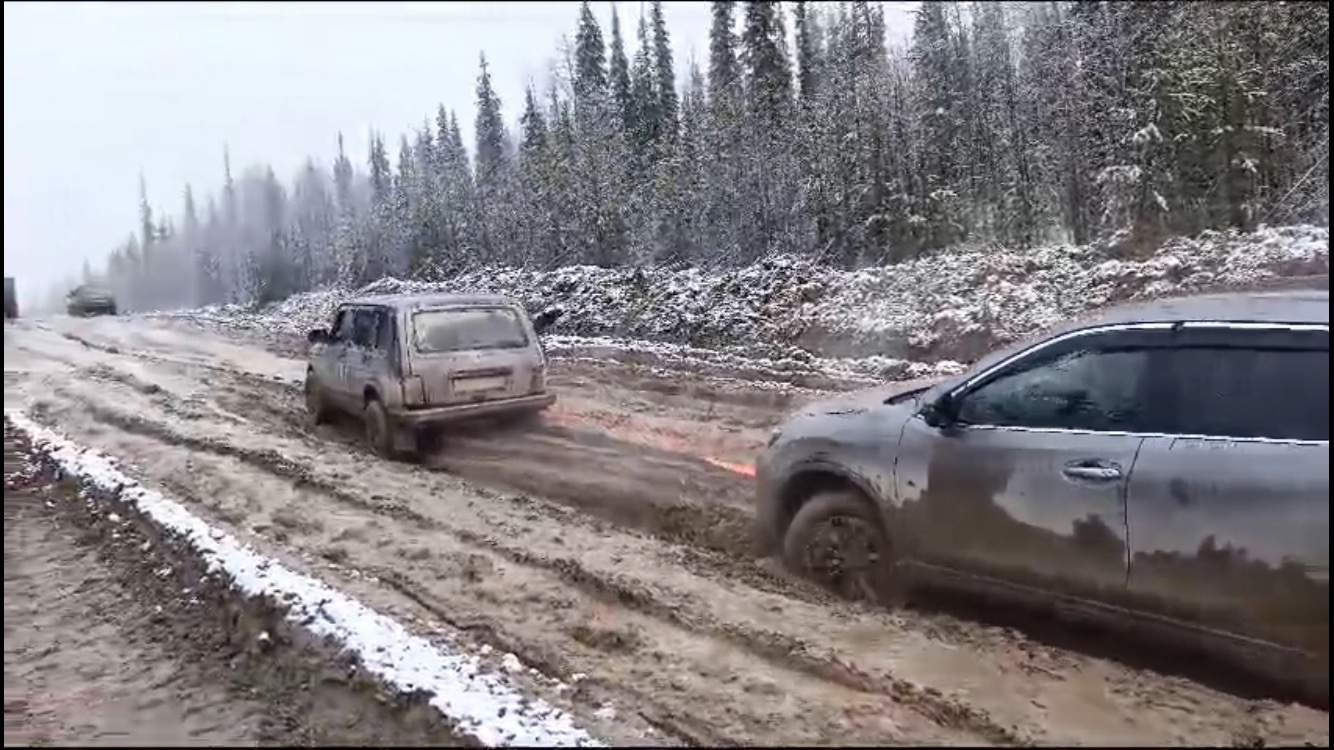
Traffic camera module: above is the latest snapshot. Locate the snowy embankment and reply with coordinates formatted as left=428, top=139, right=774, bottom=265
left=7, top=412, right=604, bottom=748
left=180, top=225, right=1327, bottom=381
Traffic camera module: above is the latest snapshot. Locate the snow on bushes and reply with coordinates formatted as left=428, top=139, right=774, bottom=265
left=177, top=224, right=1327, bottom=381
left=812, top=224, right=1328, bottom=361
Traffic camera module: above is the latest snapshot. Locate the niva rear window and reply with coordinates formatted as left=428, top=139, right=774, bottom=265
left=411, top=308, right=529, bottom=353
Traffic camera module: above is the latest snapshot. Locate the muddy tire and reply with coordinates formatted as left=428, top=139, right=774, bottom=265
left=304, top=374, right=330, bottom=426
left=363, top=399, right=397, bottom=459
left=782, top=490, right=898, bottom=605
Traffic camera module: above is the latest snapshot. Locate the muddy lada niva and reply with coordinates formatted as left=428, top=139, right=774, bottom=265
left=303, top=293, right=556, bottom=459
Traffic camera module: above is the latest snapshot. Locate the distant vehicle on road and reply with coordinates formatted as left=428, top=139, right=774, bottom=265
left=757, top=290, right=1329, bottom=703
left=4, top=277, right=16, bottom=320
left=66, top=285, right=118, bottom=317
left=303, top=293, right=556, bottom=459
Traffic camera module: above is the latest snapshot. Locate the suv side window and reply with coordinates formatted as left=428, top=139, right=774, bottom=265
left=351, top=308, right=379, bottom=350
left=1161, top=344, right=1329, bottom=441
left=332, top=308, right=356, bottom=342
left=957, top=345, right=1151, bottom=432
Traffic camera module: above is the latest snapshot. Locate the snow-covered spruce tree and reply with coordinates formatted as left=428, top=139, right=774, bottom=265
left=474, top=52, right=519, bottom=266
left=181, top=184, right=205, bottom=306
left=568, top=4, right=632, bottom=267
left=608, top=7, right=635, bottom=136
left=512, top=85, right=552, bottom=268
left=220, top=146, right=249, bottom=303
left=198, top=196, right=225, bottom=305
left=95, top=0, right=1332, bottom=305
left=736, top=1, right=806, bottom=263
left=363, top=131, right=396, bottom=283
left=428, top=106, right=479, bottom=275
left=629, top=11, right=659, bottom=162
left=330, top=133, right=361, bottom=286
left=909, top=1, right=967, bottom=251
left=650, top=0, right=678, bottom=137
left=403, top=122, right=445, bottom=278
left=536, top=81, right=582, bottom=267
left=701, top=0, right=744, bottom=264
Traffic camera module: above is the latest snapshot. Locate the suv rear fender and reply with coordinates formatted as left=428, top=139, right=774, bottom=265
left=364, top=379, right=407, bottom=411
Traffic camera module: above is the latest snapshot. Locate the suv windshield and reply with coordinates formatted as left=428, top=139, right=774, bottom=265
left=411, top=307, right=529, bottom=354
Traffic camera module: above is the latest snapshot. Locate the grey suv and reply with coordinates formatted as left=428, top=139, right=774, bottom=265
left=757, top=290, right=1328, bottom=701
left=304, top=293, right=556, bottom=458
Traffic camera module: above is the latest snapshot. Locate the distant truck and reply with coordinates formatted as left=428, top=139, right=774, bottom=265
left=4, top=277, right=16, bottom=320
left=66, top=285, right=117, bottom=317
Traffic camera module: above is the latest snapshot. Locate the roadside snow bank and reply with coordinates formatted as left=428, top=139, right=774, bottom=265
left=812, top=223, right=1328, bottom=361
left=541, top=334, right=966, bottom=384
left=177, top=224, right=1327, bottom=367
left=7, top=411, right=603, bottom=749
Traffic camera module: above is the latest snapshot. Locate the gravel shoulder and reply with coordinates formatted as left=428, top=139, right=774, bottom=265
left=5, top=314, right=1329, bottom=747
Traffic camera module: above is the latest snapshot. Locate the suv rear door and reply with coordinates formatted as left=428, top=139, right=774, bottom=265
left=407, top=305, right=537, bottom=405
left=1125, top=324, right=1329, bottom=661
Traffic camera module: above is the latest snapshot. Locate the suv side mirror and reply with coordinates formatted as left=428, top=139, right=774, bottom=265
left=920, top=394, right=959, bottom=430
left=307, top=328, right=329, bottom=345
left=531, top=306, right=562, bottom=336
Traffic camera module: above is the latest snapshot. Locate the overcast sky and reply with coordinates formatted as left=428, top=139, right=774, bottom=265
left=4, top=1, right=916, bottom=299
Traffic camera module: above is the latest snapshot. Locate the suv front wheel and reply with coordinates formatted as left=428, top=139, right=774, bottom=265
left=783, top=490, right=899, bottom=605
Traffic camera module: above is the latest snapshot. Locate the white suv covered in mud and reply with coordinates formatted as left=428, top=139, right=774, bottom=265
left=303, top=293, right=555, bottom=459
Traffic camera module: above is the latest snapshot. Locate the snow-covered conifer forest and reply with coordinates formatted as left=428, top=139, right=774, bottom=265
left=83, top=1, right=1328, bottom=317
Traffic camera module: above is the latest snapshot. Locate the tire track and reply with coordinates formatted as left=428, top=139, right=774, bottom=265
left=63, top=347, right=820, bottom=607
left=20, top=401, right=975, bottom=744
left=11, top=315, right=1327, bottom=747
left=4, top=421, right=473, bottom=747
left=59, top=394, right=1026, bottom=744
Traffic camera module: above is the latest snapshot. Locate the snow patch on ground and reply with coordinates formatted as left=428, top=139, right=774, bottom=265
left=160, top=224, right=1326, bottom=374
left=7, top=411, right=604, bottom=749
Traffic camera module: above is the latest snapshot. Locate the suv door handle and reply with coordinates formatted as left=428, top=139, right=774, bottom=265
left=1062, top=460, right=1123, bottom=483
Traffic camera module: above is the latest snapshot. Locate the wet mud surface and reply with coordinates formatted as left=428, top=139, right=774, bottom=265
left=3, top=421, right=471, bottom=747
left=4, top=314, right=1329, bottom=746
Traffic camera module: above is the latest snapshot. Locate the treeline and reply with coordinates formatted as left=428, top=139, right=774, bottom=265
left=92, top=0, right=1328, bottom=311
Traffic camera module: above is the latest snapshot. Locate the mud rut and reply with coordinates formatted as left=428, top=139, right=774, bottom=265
left=4, top=315, right=1328, bottom=746
left=3, top=424, right=471, bottom=746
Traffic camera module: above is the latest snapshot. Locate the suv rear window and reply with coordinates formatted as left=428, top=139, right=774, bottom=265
left=1162, top=346, right=1329, bottom=441
left=411, top=307, right=529, bottom=353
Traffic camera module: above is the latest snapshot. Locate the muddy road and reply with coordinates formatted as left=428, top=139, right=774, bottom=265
left=4, top=314, right=1329, bottom=746
left=4, top=423, right=470, bottom=747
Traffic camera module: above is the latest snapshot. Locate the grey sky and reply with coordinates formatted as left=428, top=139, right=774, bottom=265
left=4, top=1, right=915, bottom=300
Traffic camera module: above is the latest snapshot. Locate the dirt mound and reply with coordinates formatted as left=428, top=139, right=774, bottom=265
left=170, top=224, right=1327, bottom=370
